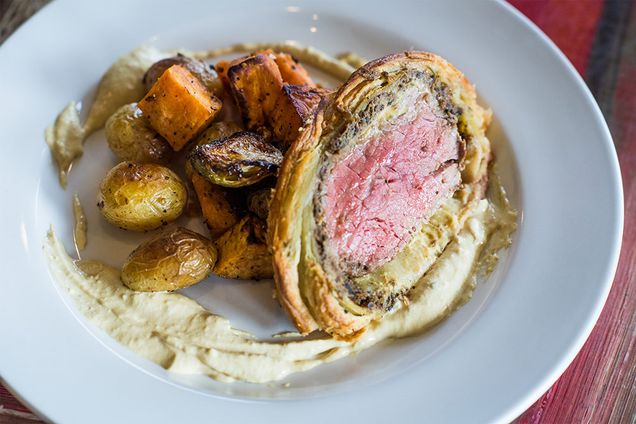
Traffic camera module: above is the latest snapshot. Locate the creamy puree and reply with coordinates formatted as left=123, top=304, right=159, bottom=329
left=46, top=178, right=515, bottom=383
left=45, top=102, right=84, bottom=187
left=46, top=47, right=169, bottom=188
left=336, top=52, right=368, bottom=69
left=44, top=43, right=517, bottom=383
left=72, top=193, right=87, bottom=253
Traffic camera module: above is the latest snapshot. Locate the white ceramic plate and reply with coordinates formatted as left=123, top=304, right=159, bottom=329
left=0, top=0, right=623, bottom=422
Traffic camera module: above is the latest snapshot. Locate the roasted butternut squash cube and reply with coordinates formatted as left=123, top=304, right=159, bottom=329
left=213, top=216, right=273, bottom=280
left=191, top=173, right=239, bottom=238
left=270, top=84, right=329, bottom=150
left=139, top=64, right=222, bottom=151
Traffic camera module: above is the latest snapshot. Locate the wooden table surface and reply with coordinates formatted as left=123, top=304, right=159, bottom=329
left=1, top=1, right=634, bottom=423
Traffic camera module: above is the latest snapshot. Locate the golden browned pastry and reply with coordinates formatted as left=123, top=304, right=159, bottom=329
left=269, top=52, right=492, bottom=340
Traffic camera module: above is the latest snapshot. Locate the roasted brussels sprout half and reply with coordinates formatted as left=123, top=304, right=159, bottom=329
left=214, top=216, right=272, bottom=280
left=121, top=227, right=217, bottom=291
left=195, top=121, right=243, bottom=147
left=188, top=131, right=283, bottom=188
left=184, top=121, right=243, bottom=178
left=143, top=54, right=223, bottom=95
left=247, top=187, right=274, bottom=221
left=105, top=103, right=172, bottom=163
left=97, top=162, right=187, bottom=231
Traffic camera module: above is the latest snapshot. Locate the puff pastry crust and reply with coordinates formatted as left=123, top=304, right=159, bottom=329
left=269, top=52, right=492, bottom=340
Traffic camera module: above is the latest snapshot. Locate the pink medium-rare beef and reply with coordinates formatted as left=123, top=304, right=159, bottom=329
left=323, top=97, right=461, bottom=275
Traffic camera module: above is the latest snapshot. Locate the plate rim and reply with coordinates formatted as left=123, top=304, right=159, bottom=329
left=0, top=0, right=624, bottom=423
left=490, top=2, right=624, bottom=421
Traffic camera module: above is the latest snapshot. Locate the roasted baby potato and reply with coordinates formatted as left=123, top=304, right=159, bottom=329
left=105, top=103, right=173, bottom=163
left=188, top=131, right=283, bottom=187
left=139, top=65, right=222, bottom=151
left=247, top=187, right=274, bottom=221
left=143, top=54, right=223, bottom=96
left=191, top=173, right=240, bottom=238
left=97, top=162, right=187, bottom=231
left=214, top=216, right=273, bottom=280
left=121, top=227, right=217, bottom=291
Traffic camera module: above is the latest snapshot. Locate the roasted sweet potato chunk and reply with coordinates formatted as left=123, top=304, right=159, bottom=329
left=215, top=60, right=231, bottom=84
left=143, top=54, right=221, bottom=95
left=226, top=54, right=284, bottom=130
left=139, top=64, right=222, bottom=151
left=213, top=216, right=273, bottom=280
left=271, top=52, right=315, bottom=86
left=225, top=57, right=327, bottom=146
left=270, top=85, right=329, bottom=150
left=191, top=173, right=240, bottom=238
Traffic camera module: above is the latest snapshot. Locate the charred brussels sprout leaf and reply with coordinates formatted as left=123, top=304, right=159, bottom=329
left=188, top=131, right=283, bottom=188
left=194, top=121, right=243, bottom=147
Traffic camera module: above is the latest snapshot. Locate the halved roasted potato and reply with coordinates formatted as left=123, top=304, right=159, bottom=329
left=105, top=103, right=173, bottom=163
left=121, top=227, right=217, bottom=291
left=97, top=162, right=187, bottom=231
left=214, top=216, right=273, bottom=280
left=188, top=131, right=283, bottom=188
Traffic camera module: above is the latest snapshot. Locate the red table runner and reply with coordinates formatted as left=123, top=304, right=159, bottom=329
left=1, top=1, right=635, bottom=422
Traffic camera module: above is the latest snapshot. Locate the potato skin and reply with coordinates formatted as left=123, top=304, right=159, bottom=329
left=121, top=227, right=217, bottom=291
left=105, top=103, right=172, bottom=163
left=214, top=216, right=273, bottom=280
left=97, top=162, right=187, bottom=231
